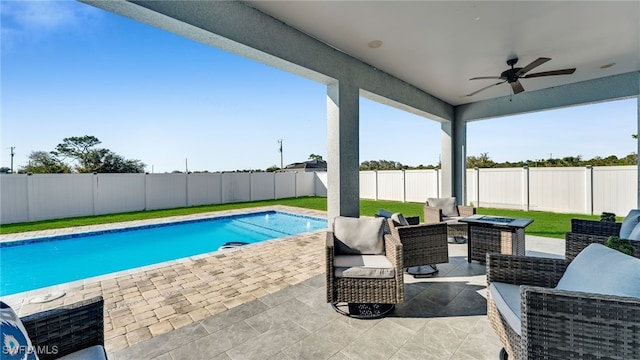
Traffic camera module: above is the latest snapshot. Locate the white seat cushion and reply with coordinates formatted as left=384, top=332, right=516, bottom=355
left=556, top=243, right=640, bottom=298
left=442, top=216, right=464, bottom=223
left=427, top=197, right=459, bottom=217
left=57, top=345, right=107, bottom=360
left=489, top=282, right=522, bottom=336
left=334, top=216, right=384, bottom=255
left=334, top=255, right=395, bottom=279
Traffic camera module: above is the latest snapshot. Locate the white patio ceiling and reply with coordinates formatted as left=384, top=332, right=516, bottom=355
left=246, top=1, right=639, bottom=107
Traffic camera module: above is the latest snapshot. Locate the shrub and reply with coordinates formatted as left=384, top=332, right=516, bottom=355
left=605, top=236, right=635, bottom=256
left=600, top=212, right=616, bottom=222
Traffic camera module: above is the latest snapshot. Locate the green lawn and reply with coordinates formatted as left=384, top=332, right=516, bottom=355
left=0, top=196, right=610, bottom=238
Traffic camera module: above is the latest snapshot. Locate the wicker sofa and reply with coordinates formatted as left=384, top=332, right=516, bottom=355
left=1, top=296, right=105, bottom=360
left=487, top=245, right=640, bottom=360
left=565, top=209, right=640, bottom=260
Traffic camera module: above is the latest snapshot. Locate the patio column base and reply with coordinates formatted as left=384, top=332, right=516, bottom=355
left=330, top=303, right=395, bottom=319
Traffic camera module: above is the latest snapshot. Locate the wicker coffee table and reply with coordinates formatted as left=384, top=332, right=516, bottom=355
left=460, top=215, right=533, bottom=263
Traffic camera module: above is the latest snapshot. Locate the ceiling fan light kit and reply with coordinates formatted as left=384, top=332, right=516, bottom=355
left=466, top=57, right=576, bottom=97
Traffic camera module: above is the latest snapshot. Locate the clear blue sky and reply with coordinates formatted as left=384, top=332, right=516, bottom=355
left=2, top=1, right=637, bottom=173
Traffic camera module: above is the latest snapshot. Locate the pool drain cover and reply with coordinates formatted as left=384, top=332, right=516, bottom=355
left=29, top=291, right=66, bottom=304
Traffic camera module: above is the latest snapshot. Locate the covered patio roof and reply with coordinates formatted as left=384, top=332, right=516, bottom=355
left=83, top=1, right=640, bottom=221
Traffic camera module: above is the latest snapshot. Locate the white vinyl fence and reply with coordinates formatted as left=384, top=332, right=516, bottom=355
left=0, top=172, right=320, bottom=224
left=1, top=166, right=636, bottom=224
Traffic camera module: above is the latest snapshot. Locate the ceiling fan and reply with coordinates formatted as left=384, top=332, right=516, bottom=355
left=465, top=57, right=576, bottom=97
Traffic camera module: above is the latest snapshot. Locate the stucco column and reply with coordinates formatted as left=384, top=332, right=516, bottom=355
left=327, top=81, right=360, bottom=222
left=440, top=116, right=466, bottom=204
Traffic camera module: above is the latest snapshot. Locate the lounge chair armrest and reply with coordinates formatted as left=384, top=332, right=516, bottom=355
left=457, top=205, right=476, bottom=217
left=21, top=296, right=104, bottom=360
left=521, top=286, right=640, bottom=358
left=325, top=232, right=335, bottom=302
left=383, top=233, right=403, bottom=270
left=570, top=218, right=621, bottom=236
left=486, top=253, right=568, bottom=287
left=423, top=205, right=442, bottom=223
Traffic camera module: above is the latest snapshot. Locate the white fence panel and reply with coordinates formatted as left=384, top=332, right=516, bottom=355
left=529, top=167, right=588, bottom=213
left=466, top=169, right=478, bottom=207
left=1, top=175, right=29, bottom=223
left=146, top=174, right=188, bottom=210
left=404, top=170, right=439, bottom=203
left=359, top=171, right=377, bottom=200
left=187, top=173, right=222, bottom=206
left=476, top=168, right=526, bottom=209
left=251, top=172, right=275, bottom=201
left=31, top=174, right=94, bottom=221
left=221, top=173, right=251, bottom=203
left=296, top=172, right=317, bottom=196
left=275, top=172, right=296, bottom=199
left=593, top=166, right=637, bottom=216
left=315, top=172, right=328, bottom=196
left=377, top=171, right=404, bottom=202
left=95, top=174, right=145, bottom=215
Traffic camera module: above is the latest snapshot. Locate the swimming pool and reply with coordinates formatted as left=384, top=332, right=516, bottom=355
left=0, top=211, right=327, bottom=296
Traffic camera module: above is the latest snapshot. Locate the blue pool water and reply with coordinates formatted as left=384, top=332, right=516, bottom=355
left=0, top=211, right=327, bottom=296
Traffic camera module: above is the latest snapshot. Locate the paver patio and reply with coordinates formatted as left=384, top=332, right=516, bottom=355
left=0, top=206, right=565, bottom=359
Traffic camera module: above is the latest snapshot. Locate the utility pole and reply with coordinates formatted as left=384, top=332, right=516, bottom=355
left=278, top=139, right=283, bottom=171
left=10, top=147, right=15, bottom=174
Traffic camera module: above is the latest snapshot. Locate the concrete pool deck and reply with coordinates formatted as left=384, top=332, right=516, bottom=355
left=0, top=206, right=566, bottom=359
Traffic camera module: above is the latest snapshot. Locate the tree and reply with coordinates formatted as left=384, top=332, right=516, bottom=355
left=0, top=167, right=11, bottom=174
left=360, top=160, right=406, bottom=170
left=266, top=165, right=280, bottom=172
left=308, top=154, right=324, bottom=161
left=466, top=152, right=495, bottom=168
left=52, top=135, right=145, bottom=173
left=19, top=151, right=72, bottom=173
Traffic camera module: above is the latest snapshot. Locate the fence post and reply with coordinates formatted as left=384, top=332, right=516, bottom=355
left=435, top=169, right=440, bottom=198
left=374, top=170, right=379, bottom=201
left=401, top=170, right=406, bottom=203
left=586, top=165, right=594, bottom=215
left=475, top=168, right=480, bottom=207
left=522, top=166, right=529, bottom=211
left=26, top=173, right=35, bottom=221
left=92, top=173, right=98, bottom=216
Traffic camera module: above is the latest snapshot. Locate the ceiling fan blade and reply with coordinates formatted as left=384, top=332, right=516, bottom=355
left=465, top=81, right=506, bottom=97
left=469, top=76, right=502, bottom=80
left=510, top=81, right=525, bottom=94
left=523, top=68, right=576, bottom=78
left=516, top=57, right=551, bottom=76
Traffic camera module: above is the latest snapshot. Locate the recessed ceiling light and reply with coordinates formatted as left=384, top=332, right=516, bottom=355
left=600, top=62, right=616, bottom=69
left=368, top=40, right=383, bottom=49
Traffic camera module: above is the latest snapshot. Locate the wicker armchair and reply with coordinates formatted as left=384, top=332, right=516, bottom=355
left=424, top=199, right=476, bottom=241
left=386, top=218, right=448, bottom=275
left=565, top=216, right=640, bottom=260
left=326, top=217, right=404, bottom=307
left=20, top=296, right=105, bottom=360
left=487, top=253, right=640, bottom=360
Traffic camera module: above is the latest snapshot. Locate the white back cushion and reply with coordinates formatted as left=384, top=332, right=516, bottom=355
left=620, top=209, right=640, bottom=239
left=427, top=197, right=459, bottom=217
left=556, top=243, right=640, bottom=298
left=334, top=216, right=385, bottom=255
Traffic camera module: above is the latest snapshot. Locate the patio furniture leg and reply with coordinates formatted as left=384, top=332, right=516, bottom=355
left=330, top=302, right=395, bottom=319
left=405, top=264, right=438, bottom=277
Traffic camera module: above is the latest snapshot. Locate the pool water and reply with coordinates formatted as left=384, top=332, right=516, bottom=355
left=0, top=211, right=327, bottom=296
